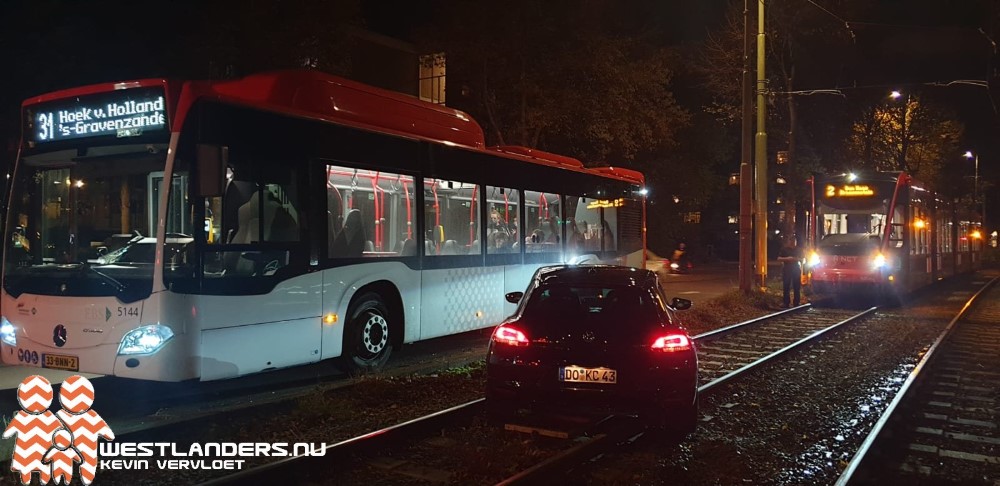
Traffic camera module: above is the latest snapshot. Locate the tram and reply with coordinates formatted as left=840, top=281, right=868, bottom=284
left=806, top=171, right=983, bottom=299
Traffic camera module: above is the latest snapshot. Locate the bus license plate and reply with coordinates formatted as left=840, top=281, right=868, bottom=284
left=559, top=366, right=617, bottom=384
left=42, top=354, right=79, bottom=371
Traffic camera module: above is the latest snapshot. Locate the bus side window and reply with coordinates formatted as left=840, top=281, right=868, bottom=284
left=524, top=191, right=562, bottom=253
left=424, top=178, right=481, bottom=256
left=486, top=186, right=519, bottom=255
left=326, top=164, right=414, bottom=259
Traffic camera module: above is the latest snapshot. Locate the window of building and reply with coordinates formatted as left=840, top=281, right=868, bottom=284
left=683, top=212, right=701, bottom=224
left=419, top=53, right=446, bottom=105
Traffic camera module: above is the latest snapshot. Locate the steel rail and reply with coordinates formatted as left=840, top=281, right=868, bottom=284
left=699, top=307, right=877, bottom=393
left=834, top=276, right=1000, bottom=486
left=692, top=303, right=811, bottom=341
left=194, top=304, right=874, bottom=486
left=493, top=419, right=647, bottom=486
left=194, top=398, right=484, bottom=485
left=493, top=305, right=876, bottom=485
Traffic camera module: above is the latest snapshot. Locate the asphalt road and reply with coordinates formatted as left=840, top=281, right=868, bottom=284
left=655, top=261, right=744, bottom=303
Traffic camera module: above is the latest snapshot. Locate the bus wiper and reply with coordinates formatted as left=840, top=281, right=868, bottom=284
left=80, top=263, right=126, bottom=292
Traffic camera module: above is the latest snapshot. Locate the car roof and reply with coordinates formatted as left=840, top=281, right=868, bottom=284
left=533, top=265, right=657, bottom=288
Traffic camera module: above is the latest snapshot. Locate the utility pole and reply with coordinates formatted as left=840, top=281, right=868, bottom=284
left=754, top=0, right=768, bottom=288
left=738, top=0, right=753, bottom=293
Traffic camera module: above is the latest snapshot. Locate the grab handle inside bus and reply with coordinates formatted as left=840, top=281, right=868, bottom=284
left=196, top=144, right=228, bottom=197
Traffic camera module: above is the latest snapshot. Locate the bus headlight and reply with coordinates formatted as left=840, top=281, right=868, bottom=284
left=872, top=253, right=887, bottom=269
left=1, top=316, right=16, bottom=346
left=118, top=325, right=174, bottom=355
left=807, top=252, right=821, bottom=267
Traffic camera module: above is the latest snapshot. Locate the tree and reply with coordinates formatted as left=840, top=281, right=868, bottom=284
left=172, top=0, right=363, bottom=79
left=417, top=0, right=689, bottom=164
left=694, top=0, right=869, bottom=243
left=847, top=94, right=964, bottom=193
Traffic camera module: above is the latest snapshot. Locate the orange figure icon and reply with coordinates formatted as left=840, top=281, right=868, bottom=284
left=3, top=375, right=62, bottom=485
left=43, top=428, right=81, bottom=485
left=55, top=375, right=114, bottom=486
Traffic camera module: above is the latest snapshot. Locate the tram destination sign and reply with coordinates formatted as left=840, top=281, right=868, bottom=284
left=824, top=184, right=876, bottom=198
left=27, top=87, right=168, bottom=144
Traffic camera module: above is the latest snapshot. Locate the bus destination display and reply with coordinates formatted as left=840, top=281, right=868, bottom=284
left=30, top=87, right=168, bottom=143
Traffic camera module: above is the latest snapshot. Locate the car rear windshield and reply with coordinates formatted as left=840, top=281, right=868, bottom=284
left=522, top=285, right=662, bottom=327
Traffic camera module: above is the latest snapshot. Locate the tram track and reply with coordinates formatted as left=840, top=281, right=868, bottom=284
left=0, top=326, right=489, bottom=435
left=0, top=329, right=490, bottom=485
left=695, top=305, right=875, bottom=391
left=192, top=304, right=880, bottom=485
left=836, top=276, right=1000, bottom=485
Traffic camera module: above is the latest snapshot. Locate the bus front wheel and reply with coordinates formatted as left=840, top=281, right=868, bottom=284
left=340, top=293, right=394, bottom=373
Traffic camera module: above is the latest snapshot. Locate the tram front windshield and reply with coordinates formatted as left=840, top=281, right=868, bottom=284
left=3, top=143, right=174, bottom=302
left=817, top=179, right=901, bottom=242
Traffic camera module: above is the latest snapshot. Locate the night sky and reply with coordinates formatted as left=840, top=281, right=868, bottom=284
left=1, top=0, right=998, bottom=230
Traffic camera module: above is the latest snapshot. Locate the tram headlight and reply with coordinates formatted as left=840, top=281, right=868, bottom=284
left=807, top=252, right=821, bottom=267
left=1, top=316, right=15, bottom=346
left=118, top=324, right=174, bottom=355
left=872, top=253, right=887, bottom=269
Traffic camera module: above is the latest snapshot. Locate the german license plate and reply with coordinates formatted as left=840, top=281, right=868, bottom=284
left=42, top=354, right=79, bottom=371
left=559, top=366, right=617, bottom=384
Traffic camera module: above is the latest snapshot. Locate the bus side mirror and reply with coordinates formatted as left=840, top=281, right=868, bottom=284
left=195, top=144, right=227, bottom=197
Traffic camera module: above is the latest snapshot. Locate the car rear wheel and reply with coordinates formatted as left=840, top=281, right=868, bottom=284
left=339, top=293, right=393, bottom=373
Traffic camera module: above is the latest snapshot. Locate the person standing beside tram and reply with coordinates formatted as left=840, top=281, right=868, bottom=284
left=777, top=237, right=804, bottom=308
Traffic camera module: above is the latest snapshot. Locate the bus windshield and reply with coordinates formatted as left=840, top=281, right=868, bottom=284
left=3, top=143, right=172, bottom=302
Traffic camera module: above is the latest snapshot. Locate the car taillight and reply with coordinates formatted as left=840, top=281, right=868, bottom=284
left=493, top=325, right=529, bottom=346
left=651, top=333, right=692, bottom=352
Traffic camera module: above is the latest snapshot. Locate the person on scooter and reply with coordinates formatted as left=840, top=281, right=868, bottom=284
left=671, top=242, right=689, bottom=273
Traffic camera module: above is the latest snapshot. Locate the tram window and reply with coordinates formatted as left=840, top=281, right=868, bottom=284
left=486, top=186, right=519, bottom=255
left=326, top=165, right=414, bottom=258
left=889, top=208, right=904, bottom=247
left=524, top=191, right=562, bottom=253
left=424, top=178, right=481, bottom=256
left=937, top=214, right=951, bottom=253
left=911, top=207, right=930, bottom=255
left=958, top=222, right=970, bottom=251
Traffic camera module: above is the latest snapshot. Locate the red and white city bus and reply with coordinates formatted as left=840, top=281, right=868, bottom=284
left=0, top=70, right=647, bottom=381
left=805, top=171, right=983, bottom=299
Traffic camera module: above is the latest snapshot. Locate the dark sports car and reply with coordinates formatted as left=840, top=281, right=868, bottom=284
left=485, top=265, right=698, bottom=434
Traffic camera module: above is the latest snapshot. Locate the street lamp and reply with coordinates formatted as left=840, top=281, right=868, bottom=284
left=963, top=150, right=984, bottom=230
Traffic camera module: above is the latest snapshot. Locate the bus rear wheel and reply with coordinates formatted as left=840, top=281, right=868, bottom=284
left=340, top=293, right=394, bottom=373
